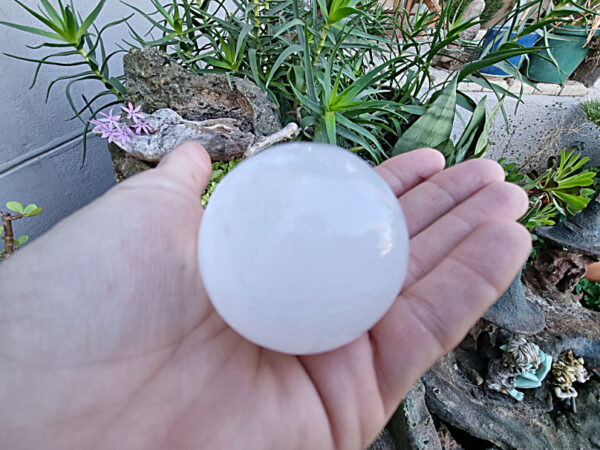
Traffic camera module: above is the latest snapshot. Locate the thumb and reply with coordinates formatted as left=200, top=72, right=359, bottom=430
left=156, top=142, right=213, bottom=196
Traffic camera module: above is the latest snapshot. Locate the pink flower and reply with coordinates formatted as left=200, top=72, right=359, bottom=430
left=97, top=108, right=121, bottom=129
left=113, top=124, right=134, bottom=145
left=106, top=124, right=119, bottom=144
left=121, top=102, right=145, bottom=124
left=135, top=120, right=153, bottom=135
left=90, top=118, right=112, bottom=138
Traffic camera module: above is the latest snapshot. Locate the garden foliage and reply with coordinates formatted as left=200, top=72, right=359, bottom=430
left=0, top=0, right=583, bottom=164
left=501, top=149, right=596, bottom=231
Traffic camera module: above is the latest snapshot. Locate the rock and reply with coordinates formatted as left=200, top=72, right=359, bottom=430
left=421, top=284, right=600, bottom=449
left=367, top=428, right=396, bottom=450
left=123, top=47, right=281, bottom=137
left=525, top=198, right=600, bottom=295
left=535, top=197, right=600, bottom=258
left=108, top=145, right=153, bottom=182
left=483, top=270, right=546, bottom=334
left=460, top=0, right=485, bottom=40
left=387, top=380, right=442, bottom=450
left=104, top=109, right=255, bottom=162
left=233, top=77, right=282, bottom=137
left=524, top=248, right=596, bottom=294
left=435, top=423, right=463, bottom=450
left=561, top=379, right=600, bottom=447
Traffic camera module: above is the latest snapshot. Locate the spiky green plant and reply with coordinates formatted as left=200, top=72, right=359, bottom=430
left=0, top=0, right=131, bottom=158
left=124, top=0, right=574, bottom=164
left=582, top=98, right=600, bottom=127
left=3, top=0, right=586, bottom=163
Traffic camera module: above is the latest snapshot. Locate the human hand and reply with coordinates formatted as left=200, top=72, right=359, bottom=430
left=0, top=143, right=530, bottom=449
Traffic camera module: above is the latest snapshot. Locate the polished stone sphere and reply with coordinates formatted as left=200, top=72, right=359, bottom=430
left=198, top=143, right=409, bottom=354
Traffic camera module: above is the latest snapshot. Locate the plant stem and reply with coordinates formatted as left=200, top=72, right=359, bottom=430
left=254, top=0, right=261, bottom=42
left=76, top=48, right=124, bottom=101
left=312, top=23, right=331, bottom=65
left=0, top=212, right=21, bottom=257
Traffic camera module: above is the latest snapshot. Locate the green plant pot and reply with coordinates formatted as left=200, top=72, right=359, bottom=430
left=523, top=26, right=595, bottom=84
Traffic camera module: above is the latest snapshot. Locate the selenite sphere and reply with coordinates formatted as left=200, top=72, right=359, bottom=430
left=198, top=143, right=409, bottom=354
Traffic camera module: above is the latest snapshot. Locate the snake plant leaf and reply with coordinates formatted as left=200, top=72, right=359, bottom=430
left=452, top=97, right=487, bottom=165
left=436, top=139, right=456, bottom=160
left=392, top=77, right=457, bottom=156
left=473, top=98, right=503, bottom=158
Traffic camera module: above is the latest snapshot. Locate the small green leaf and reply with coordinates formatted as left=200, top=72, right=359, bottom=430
left=0, top=226, right=3, bottom=235
left=556, top=173, right=595, bottom=189
left=24, top=204, right=42, bottom=217
left=581, top=188, right=596, bottom=197
left=6, top=201, right=25, bottom=214
left=15, top=235, right=29, bottom=246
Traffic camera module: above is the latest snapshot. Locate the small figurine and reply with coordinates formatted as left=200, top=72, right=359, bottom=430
left=552, top=350, right=591, bottom=413
left=487, top=336, right=553, bottom=401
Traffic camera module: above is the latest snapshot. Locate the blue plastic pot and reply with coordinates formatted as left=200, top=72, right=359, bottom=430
left=480, top=27, right=540, bottom=76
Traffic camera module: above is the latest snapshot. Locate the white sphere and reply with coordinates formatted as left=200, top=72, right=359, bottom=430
left=198, top=143, right=409, bottom=354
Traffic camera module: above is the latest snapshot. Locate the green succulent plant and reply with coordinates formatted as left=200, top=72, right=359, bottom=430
left=501, top=149, right=596, bottom=231
left=1, top=201, right=43, bottom=259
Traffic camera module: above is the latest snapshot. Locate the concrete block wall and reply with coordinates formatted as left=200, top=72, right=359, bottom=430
left=0, top=0, right=148, bottom=244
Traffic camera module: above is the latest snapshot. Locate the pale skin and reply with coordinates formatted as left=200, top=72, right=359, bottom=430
left=0, top=142, right=531, bottom=449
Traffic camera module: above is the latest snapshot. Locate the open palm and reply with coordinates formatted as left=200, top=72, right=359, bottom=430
left=0, top=143, right=530, bottom=449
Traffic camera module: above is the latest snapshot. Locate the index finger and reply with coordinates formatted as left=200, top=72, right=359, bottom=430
left=375, top=148, right=445, bottom=197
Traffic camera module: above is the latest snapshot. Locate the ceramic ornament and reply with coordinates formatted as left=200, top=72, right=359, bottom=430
left=198, top=143, right=409, bottom=354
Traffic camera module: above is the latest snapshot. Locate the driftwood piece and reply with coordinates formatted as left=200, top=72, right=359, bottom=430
left=244, top=123, right=300, bottom=158
left=103, top=109, right=301, bottom=166
left=103, top=109, right=255, bottom=162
